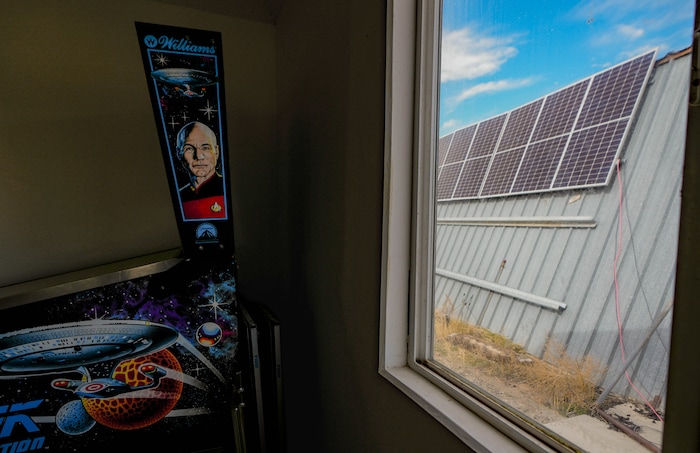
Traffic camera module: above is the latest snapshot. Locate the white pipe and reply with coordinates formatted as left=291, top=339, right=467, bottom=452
left=436, top=216, right=596, bottom=228
left=435, top=268, right=567, bottom=312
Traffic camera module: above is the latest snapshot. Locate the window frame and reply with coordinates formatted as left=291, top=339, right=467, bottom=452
left=379, top=0, right=700, bottom=452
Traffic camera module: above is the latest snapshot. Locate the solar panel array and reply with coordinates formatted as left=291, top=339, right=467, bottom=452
left=437, top=50, right=656, bottom=201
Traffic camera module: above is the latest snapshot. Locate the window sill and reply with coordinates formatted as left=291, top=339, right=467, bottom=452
left=380, top=365, right=550, bottom=453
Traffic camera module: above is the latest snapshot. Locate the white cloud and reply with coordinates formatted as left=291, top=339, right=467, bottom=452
left=589, top=24, right=646, bottom=47
left=441, top=119, right=463, bottom=134
left=617, top=24, right=644, bottom=39
left=441, top=28, right=519, bottom=83
left=454, top=78, right=535, bottom=103
left=574, top=0, right=690, bottom=48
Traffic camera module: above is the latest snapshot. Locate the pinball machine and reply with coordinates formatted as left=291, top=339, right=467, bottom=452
left=0, top=23, right=283, bottom=453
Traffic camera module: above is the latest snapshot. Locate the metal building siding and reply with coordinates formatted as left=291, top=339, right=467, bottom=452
left=434, top=53, right=689, bottom=403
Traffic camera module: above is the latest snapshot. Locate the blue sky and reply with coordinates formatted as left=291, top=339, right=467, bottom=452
left=439, top=0, right=696, bottom=136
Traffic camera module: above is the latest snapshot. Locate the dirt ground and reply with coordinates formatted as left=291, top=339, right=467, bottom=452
left=435, top=350, right=565, bottom=424
left=434, top=342, right=663, bottom=452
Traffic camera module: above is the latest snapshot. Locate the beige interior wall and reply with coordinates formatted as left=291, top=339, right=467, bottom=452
left=0, top=1, right=277, bottom=291
left=273, top=1, right=471, bottom=451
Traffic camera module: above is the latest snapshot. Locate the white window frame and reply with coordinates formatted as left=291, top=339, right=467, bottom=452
left=379, top=1, right=700, bottom=452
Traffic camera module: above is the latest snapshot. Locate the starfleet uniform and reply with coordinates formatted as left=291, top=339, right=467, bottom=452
left=179, top=173, right=226, bottom=219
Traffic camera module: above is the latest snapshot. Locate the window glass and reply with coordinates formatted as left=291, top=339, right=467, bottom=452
left=432, top=1, right=694, bottom=451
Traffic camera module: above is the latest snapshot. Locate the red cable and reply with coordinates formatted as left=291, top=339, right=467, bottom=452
left=614, top=159, right=664, bottom=422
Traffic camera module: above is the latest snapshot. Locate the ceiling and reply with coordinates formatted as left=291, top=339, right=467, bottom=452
left=150, top=0, right=284, bottom=24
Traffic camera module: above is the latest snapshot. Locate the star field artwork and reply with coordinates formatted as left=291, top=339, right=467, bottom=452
left=0, top=260, right=240, bottom=452
left=136, top=22, right=235, bottom=259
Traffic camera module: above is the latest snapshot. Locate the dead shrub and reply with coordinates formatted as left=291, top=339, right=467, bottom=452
left=434, top=311, right=605, bottom=417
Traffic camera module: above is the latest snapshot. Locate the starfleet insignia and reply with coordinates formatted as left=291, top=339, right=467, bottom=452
left=210, top=202, right=222, bottom=213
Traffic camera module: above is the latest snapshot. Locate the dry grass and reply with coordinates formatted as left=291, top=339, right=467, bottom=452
left=533, top=339, right=606, bottom=416
left=434, top=301, right=605, bottom=417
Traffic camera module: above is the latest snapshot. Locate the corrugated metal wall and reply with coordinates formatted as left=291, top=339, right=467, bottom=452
left=434, top=53, right=689, bottom=406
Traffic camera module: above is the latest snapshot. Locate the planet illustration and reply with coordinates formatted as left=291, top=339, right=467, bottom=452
left=55, top=399, right=96, bottom=435
left=196, top=322, right=223, bottom=347
left=82, top=349, right=183, bottom=430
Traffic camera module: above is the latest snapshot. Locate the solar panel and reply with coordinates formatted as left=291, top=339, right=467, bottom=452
left=453, top=156, right=490, bottom=198
left=468, top=115, right=507, bottom=158
left=437, top=162, right=462, bottom=199
left=576, top=52, right=654, bottom=129
left=438, top=134, right=453, bottom=167
left=553, top=119, right=628, bottom=188
left=497, top=100, right=543, bottom=151
left=436, top=49, right=656, bottom=201
left=480, top=147, right=526, bottom=197
left=443, top=125, right=475, bottom=165
left=512, top=136, right=569, bottom=193
left=531, top=81, right=589, bottom=142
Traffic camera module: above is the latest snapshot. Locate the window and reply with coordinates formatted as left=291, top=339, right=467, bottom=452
left=380, top=1, right=700, bottom=452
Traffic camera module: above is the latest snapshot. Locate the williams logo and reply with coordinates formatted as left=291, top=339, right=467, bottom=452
left=195, top=223, right=219, bottom=244
left=143, top=34, right=216, bottom=54
left=143, top=34, right=158, bottom=48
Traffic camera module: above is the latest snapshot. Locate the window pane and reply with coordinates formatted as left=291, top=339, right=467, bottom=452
left=433, top=1, right=694, bottom=451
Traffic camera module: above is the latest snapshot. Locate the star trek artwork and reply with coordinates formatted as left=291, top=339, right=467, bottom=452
left=0, top=261, right=239, bottom=452
left=0, top=22, right=248, bottom=453
left=136, top=22, right=235, bottom=258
